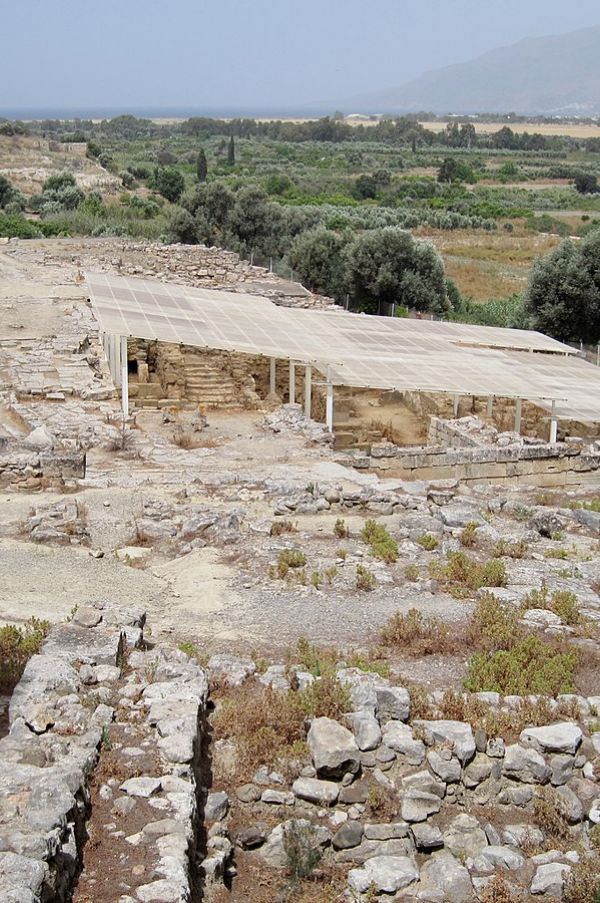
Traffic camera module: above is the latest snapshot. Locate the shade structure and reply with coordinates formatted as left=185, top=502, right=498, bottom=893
left=86, top=271, right=600, bottom=424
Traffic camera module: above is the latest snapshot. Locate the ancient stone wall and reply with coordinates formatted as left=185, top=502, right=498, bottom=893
left=356, top=440, right=600, bottom=488
left=0, top=445, right=86, bottom=489
left=0, top=602, right=209, bottom=903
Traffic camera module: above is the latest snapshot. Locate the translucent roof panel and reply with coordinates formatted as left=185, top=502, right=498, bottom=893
left=86, top=272, right=600, bottom=422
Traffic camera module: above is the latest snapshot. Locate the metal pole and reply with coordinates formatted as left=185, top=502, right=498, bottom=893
left=453, top=394, right=460, bottom=417
left=289, top=361, right=296, bottom=404
left=269, top=357, right=276, bottom=394
left=304, top=365, right=312, bottom=419
left=550, top=400, right=558, bottom=444
left=514, top=398, right=522, bottom=434
left=486, top=395, right=493, bottom=418
left=325, top=368, right=334, bottom=433
left=120, top=336, right=129, bottom=417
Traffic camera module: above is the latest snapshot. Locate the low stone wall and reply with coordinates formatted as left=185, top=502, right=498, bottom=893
left=354, top=440, right=600, bottom=488
left=0, top=602, right=209, bottom=903
left=0, top=446, right=86, bottom=489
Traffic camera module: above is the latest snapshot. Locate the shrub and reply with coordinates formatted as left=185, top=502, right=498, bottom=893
left=356, top=564, right=377, bottom=591
left=0, top=214, right=41, bottom=239
left=270, top=519, right=296, bottom=536
left=283, top=822, right=323, bottom=884
left=333, top=518, right=349, bottom=539
left=213, top=686, right=306, bottom=778
left=296, top=636, right=336, bottom=677
left=522, top=587, right=581, bottom=626
left=464, top=635, right=578, bottom=696
left=533, top=786, right=570, bottom=841
left=380, top=608, right=451, bottom=655
left=404, top=564, right=419, bottom=581
left=152, top=166, right=185, bottom=203
left=361, top=519, right=398, bottom=563
left=432, top=551, right=507, bottom=597
left=563, top=853, right=600, bottom=903
left=0, top=618, right=51, bottom=690
left=459, top=522, right=478, bottom=547
left=466, top=592, right=522, bottom=652
left=416, top=533, right=438, bottom=551
left=276, top=549, right=307, bottom=578
left=298, top=675, right=351, bottom=720
left=492, top=539, right=529, bottom=559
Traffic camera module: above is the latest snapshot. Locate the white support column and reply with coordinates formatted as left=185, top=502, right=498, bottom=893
left=289, top=361, right=296, bottom=404
left=325, top=368, right=334, bottom=433
left=550, top=400, right=558, bottom=444
left=109, top=335, right=119, bottom=383
left=453, top=394, right=460, bottom=417
left=120, top=336, right=129, bottom=418
left=304, top=365, right=312, bottom=419
left=269, top=357, right=276, bottom=394
left=114, top=333, right=122, bottom=388
left=486, top=395, right=494, bottom=418
left=514, top=398, right=522, bottom=434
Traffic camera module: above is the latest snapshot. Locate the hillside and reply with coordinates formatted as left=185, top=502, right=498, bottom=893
left=347, top=25, right=600, bottom=116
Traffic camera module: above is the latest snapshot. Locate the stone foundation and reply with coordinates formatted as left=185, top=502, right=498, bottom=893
left=0, top=445, right=86, bottom=489
left=0, top=602, right=209, bottom=903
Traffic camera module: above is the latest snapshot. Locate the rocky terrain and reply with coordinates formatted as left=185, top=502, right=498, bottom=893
left=1, top=235, right=600, bottom=900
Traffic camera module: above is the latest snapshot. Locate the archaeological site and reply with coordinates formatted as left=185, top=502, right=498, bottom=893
left=2, top=235, right=600, bottom=903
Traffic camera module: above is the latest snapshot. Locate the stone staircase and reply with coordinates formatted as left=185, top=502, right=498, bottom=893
left=182, top=353, right=239, bottom=408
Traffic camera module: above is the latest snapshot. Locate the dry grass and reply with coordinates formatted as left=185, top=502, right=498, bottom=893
left=212, top=678, right=351, bottom=780
left=380, top=608, right=453, bottom=656
left=172, top=430, right=220, bottom=449
left=419, top=120, right=600, bottom=138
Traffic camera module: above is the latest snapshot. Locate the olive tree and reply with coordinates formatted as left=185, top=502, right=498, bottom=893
left=345, top=228, right=449, bottom=315
left=526, top=231, right=600, bottom=343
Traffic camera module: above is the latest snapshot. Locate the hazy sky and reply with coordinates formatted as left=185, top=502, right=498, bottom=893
left=2, top=0, right=599, bottom=113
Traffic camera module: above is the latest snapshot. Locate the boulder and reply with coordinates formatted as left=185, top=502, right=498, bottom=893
left=471, top=845, right=525, bottom=873
left=307, top=717, right=360, bottom=779
left=382, top=722, right=425, bottom=765
left=443, top=814, right=488, bottom=860
left=347, top=855, right=419, bottom=895
left=292, top=777, right=339, bottom=806
left=259, top=819, right=330, bottom=869
left=520, top=723, right=583, bottom=756
left=332, top=821, right=364, bottom=851
left=419, top=851, right=473, bottom=903
left=207, top=654, right=255, bottom=687
left=503, top=744, right=551, bottom=784
left=375, top=686, right=410, bottom=723
left=401, top=789, right=442, bottom=823
left=205, top=791, right=229, bottom=822
left=411, top=823, right=444, bottom=851
left=347, top=711, right=382, bottom=751
left=530, top=862, right=572, bottom=897
left=427, top=749, right=461, bottom=783
left=413, top=720, right=476, bottom=764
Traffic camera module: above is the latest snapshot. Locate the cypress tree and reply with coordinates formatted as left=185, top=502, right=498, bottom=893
left=227, top=135, right=235, bottom=167
left=196, top=149, right=208, bottom=183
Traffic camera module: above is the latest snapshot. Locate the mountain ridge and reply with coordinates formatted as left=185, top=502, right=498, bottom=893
left=340, top=25, right=600, bottom=116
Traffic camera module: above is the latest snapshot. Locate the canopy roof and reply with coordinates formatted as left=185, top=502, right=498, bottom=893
left=86, top=271, right=600, bottom=423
